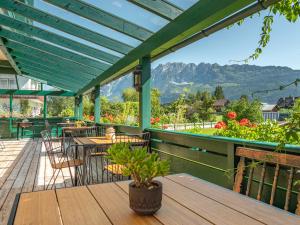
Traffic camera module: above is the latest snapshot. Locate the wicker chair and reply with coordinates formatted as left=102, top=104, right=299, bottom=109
left=41, top=130, right=84, bottom=189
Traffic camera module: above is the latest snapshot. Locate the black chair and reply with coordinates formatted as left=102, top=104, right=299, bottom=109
left=41, top=130, right=84, bottom=189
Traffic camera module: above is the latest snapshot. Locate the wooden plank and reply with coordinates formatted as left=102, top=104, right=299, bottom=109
left=158, top=177, right=263, bottom=225
left=22, top=140, right=43, bottom=192
left=56, top=186, right=111, bottom=225
left=0, top=140, right=30, bottom=188
left=167, top=174, right=300, bottom=225
left=88, top=183, right=162, bottom=225
left=0, top=140, right=38, bottom=224
left=236, top=147, right=300, bottom=167
left=14, top=190, right=62, bottom=225
left=116, top=181, right=213, bottom=225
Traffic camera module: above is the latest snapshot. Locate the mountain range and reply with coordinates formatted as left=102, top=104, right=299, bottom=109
left=101, top=62, right=300, bottom=104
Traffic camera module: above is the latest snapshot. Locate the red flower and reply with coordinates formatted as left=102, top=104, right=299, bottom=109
left=227, top=111, right=237, bottom=120
left=89, top=115, right=94, bottom=121
left=155, top=117, right=160, bottom=123
left=162, top=124, right=168, bottom=129
left=239, top=118, right=250, bottom=126
left=150, top=118, right=155, bottom=124
left=215, top=121, right=227, bottom=129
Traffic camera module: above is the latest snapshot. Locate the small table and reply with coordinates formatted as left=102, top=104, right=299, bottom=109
left=56, top=122, right=75, bottom=137
left=9, top=174, right=300, bottom=225
left=73, top=136, right=146, bottom=185
left=16, top=122, right=33, bottom=140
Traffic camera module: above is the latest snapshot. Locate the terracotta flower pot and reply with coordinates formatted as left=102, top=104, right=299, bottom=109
left=129, top=180, right=162, bottom=215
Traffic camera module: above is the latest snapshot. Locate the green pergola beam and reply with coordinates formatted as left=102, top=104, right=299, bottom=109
left=17, top=62, right=86, bottom=87
left=21, top=69, right=79, bottom=91
left=0, top=14, right=120, bottom=64
left=13, top=55, right=95, bottom=80
left=128, top=0, right=183, bottom=20
left=0, top=0, right=133, bottom=55
left=94, top=85, right=100, bottom=123
left=78, top=0, right=256, bottom=94
left=11, top=51, right=97, bottom=78
left=45, top=0, right=153, bottom=41
left=0, top=89, right=75, bottom=96
left=8, top=46, right=100, bottom=76
left=0, top=28, right=110, bottom=71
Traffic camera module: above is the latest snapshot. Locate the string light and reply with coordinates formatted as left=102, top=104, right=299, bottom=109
left=251, top=79, right=300, bottom=97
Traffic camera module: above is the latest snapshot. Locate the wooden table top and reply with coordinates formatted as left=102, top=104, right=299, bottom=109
left=74, top=135, right=145, bottom=145
left=57, top=122, right=75, bottom=126
left=12, top=174, right=300, bottom=225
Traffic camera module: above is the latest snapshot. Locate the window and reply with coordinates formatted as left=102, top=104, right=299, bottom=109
left=0, top=79, right=8, bottom=89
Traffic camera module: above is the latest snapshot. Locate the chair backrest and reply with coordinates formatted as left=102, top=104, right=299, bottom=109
left=40, top=130, right=57, bottom=166
left=85, top=126, right=99, bottom=137
left=233, top=147, right=300, bottom=215
left=114, top=132, right=151, bottom=151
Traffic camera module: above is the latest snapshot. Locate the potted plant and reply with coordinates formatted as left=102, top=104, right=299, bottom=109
left=107, top=143, right=170, bottom=215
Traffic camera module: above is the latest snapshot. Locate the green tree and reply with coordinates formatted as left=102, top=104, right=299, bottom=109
left=20, top=99, right=30, bottom=116
left=47, top=96, right=74, bottom=117
left=195, top=91, right=216, bottom=121
left=122, top=88, right=139, bottom=102
left=226, top=98, right=263, bottom=123
left=214, top=86, right=225, bottom=100
left=151, top=88, right=162, bottom=118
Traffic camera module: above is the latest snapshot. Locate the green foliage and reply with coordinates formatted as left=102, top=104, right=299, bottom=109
left=217, top=120, right=294, bottom=144
left=47, top=96, right=74, bottom=117
left=214, top=86, right=225, bottom=100
left=20, top=99, right=30, bottom=116
left=225, top=98, right=263, bottom=123
left=234, top=0, right=300, bottom=62
left=107, top=143, right=170, bottom=188
left=122, top=88, right=139, bottom=102
left=60, top=108, right=74, bottom=117
left=83, top=95, right=94, bottom=116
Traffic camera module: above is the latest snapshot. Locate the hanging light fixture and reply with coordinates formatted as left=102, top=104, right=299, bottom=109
left=133, top=65, right=142, bottom=92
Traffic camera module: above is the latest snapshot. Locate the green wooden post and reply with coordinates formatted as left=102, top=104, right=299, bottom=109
left=139, top=56, right=151, bottom=130
left=74, top=97, right=78, bottom=119
left=94, top=85, right=101, bottom=124
left=43, top=95, right=47, bottom=120
left=78, top=95, right=83, bottom=120
left=9, top=94, right=13, bottom=137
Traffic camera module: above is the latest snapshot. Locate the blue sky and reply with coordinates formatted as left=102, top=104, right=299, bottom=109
left=33, top=0, right=300, bottom=70
left=154, top=13, right=300, bottom=70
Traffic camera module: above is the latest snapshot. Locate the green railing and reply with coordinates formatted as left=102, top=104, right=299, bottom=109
left=0, top=117, right=76, bottom=138
left=103, top=123, right=300, bottom=213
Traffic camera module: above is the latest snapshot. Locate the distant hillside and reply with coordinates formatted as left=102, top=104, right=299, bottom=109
left=101, top=62, right=300, bottom=104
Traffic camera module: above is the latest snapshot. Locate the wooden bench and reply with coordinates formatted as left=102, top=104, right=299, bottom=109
left=233, top=147, right=300, bottom=215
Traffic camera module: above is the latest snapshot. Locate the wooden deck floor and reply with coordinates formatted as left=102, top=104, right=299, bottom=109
left=0, top=138, right=73, bottom=224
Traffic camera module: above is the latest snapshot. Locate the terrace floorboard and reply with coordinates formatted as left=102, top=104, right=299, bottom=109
left=0, top=138, right=72, bottom=224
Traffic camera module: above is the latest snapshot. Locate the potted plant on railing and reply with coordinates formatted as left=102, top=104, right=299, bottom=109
left=107, top=143, right=170, bottom=215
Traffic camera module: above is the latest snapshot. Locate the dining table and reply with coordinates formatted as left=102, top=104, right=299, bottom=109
left=56, top=122, right=75, bottom=137
left=16, top=121, right=33, bottom=140
left=73, top=135, right=146, bottom=185
left=9, top=173, right=300, bottom=225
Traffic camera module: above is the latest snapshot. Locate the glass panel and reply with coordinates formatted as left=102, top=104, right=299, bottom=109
left=34, top=0, right=141, bottom=47
left=101, top=73, right=139, bottom=126
left=12, top=95, right=43, bottom=118
left=47, top=96, right=75, bottom=117
left=18, top=76, right=41, bottom=90
left=84, top=0, right=168, bottom=32
left=167, top=0, right=198, bottom=10
left=0, top=95, right=10, bottom=118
